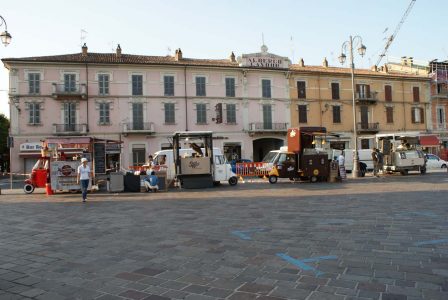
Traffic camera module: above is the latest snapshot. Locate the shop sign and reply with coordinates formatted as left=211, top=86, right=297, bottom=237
left=20, top=143, right=42, bottom=151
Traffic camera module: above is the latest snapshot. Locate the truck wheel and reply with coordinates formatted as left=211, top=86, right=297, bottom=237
left=213, top=181, right=221, bottom=186
left=268, top=175, right=278, bottom=184
left=420, top=167, right=426, bottom=175
left=228, top=177, right=238, bottom=186
left=310, top=176, right=318, bottom=183
left=24, top=184, right=35, bottom=194
left=400, top=170, right=408, bottom=176
left=441, top=164, right=447, bottom=169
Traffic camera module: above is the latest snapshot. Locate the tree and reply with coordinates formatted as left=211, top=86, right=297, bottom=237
left=0, top=114, right=10, bottom=172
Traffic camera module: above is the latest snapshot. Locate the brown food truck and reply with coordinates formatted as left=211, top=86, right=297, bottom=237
left=266, top=127, right=330, bottom=183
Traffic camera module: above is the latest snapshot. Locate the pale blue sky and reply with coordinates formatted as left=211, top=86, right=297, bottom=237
left=1, top=0, right=447, bottom=117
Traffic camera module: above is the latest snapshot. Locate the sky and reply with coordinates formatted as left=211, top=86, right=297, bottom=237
left=1, top=0, right=447, bottom=117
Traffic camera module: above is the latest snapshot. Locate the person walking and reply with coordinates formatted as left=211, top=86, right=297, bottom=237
left=77, top=158, right=93, bottom=203
left=338, top=151, right=346, bottom=180
left=372, top=148, right=379, bottom=177
left=375, top=148, right=384, bottom=176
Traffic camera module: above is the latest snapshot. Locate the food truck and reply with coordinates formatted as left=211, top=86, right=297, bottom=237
left=376, top=133, right=426, bottom=175
left=172, top=131, right=238, bottom=189
left=266, top=127, right=330, bottom=183
left=23, top=137, right=121, bottom=194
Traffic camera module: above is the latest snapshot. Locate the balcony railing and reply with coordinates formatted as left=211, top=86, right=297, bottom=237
left=53, top=123, right=88, bottom=135
left=52, top=83, right=87, bottom=99
left=122, top=122, right=155, bottom=134
left=433, top=89, right=448, bottom=98
left=248, top=122, right=288, bottom=132
left=355, top=91, right=378, bottom=104
left=357, top=122, right=379, bottom=133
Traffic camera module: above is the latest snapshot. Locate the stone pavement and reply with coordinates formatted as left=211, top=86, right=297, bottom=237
left=0, top=172, right=448, bottom=300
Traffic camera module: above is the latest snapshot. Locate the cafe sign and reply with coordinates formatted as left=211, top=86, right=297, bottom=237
left=20, top=142, right=42, bottom=151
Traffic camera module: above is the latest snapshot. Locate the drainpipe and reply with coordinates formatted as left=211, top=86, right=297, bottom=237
left=184, top=66, right=188, bottom=131
left=402, top=79, right=406, bottom=131
left=85, top=63, right=89, bottom=133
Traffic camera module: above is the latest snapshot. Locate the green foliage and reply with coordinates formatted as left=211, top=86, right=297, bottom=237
left=0, top=114, right=10, bottom=155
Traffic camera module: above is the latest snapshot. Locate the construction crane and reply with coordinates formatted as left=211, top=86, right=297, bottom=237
left=376, top=0, right=416, bottom=66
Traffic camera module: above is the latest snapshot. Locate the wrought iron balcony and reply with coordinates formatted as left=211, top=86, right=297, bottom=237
left=432, top=89, right=448, bottom=98
left=122, top=122, right=155, bottom=134
left=355, top=91, right=378, bottom=104
left=52, top=83, right=87, bottom=99
left=248, top=122, right=288, bottom=133
left=53, top=123, right=88, bottom=135
left=357, top=122, right=379, bottom=133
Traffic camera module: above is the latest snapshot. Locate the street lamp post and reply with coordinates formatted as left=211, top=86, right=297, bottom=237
left=0, top=15, right=12, bottom=46
left=338, top=35, right=366, bottom=178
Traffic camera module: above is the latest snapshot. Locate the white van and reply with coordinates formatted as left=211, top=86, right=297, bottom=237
left=153, top=148, right=238, bottom=185
left=332, top=149, right=374, bottom=172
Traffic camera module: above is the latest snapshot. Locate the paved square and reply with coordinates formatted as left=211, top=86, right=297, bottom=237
left=1, top=172, right=448, bottom=299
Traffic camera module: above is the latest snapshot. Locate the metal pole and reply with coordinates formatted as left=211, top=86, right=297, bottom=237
left=350, top=36, right=360, bottom=178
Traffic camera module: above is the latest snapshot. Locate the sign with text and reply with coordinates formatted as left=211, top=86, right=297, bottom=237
left=239, top=52, right=291, bottom=69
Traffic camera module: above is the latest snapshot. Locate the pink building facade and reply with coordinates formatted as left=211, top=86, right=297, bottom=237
left=2, top=44, right=292, bottom=174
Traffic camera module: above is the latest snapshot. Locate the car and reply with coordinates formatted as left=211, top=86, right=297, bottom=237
left=425, top=154, right=448, bottom=169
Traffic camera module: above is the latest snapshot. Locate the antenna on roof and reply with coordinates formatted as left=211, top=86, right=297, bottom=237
left=167, top=47, right=172, bottom=56
left=80, top=29, right=88, bottom=48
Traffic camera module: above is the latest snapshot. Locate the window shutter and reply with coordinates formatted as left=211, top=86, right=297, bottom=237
left=333, top=106, right=341, bottom=123
left=356, top=84, right=360, bottom=93
left=386, top=107, right=393, bottom=123
left=297, top=81, right=306, bottom=99
left=298, top=105, right=307, bottom=123
left=411, top=108, right=416, bottom=123
left=413, top=87, right=420, bottom=102
left=420, top=108, right=424, bottom=123
left=366, top=85, right=371, bottom=98
left=385, top=85, right=392, bottom=102
left=331, top=82, right=340, bottom=100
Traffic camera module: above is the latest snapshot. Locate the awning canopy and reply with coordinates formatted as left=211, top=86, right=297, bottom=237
left=420, top=135, right=440, bottom=147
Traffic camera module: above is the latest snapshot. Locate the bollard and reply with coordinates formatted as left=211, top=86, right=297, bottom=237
left=45, top=183, right=54, bottom=195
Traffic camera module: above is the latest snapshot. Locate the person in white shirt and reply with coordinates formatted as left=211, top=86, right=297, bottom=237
left=338, top=151, right=347, bottom=180
left=77, top=158, right=93, bottom=203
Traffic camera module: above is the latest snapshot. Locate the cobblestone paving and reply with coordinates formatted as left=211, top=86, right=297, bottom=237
left=1, top=173, right=448, bottom=299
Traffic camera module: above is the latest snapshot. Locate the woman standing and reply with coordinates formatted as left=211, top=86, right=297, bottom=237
left=77, top=158, right=93, bottom=203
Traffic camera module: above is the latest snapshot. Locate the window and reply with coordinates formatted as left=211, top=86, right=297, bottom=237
left=226, top=104, right=236, bottom=124
left=196, top=77, right=206, bottom=96
left=356, top=84, right=370, bottom=98
left=196, top=103, right=207, bottom=124
left=132, top=145, right=146, bottom=166
left=99, top=103, right=110, bottom=125
left=225, top=77, right=235, bottom=97
left=28, top=73, right=40, bottom=94
left=298, top=105, right=307, bottom=123
left=64, top=102, right=76, bottom=131
left=411, top=107, right=424, bottom=123
left=361, top=139, right=370, bottom=149
left=64, top=74, right=76, bottom=92
left=437, top=107, right=445, bottom=127
left=164, top=103, right=175, bottom=124
left=132, top=75, right=143, bottom=96
left=164, top=75, right=174, bottom=96
left=132, top=103, right=144, bottom=130
left=262, top=79, right=271, bottom=98
left=297, top=81, right=306, bottom=99
left=98, top=74, right=109, bottom=95
left=331, top=82, right=340, bottom=100
left=413, top=86, right=420, bottom=102
left=385, top=85, right=392, bottom=102
left=386, top=107, right=393, bottom=123
left=28, top=103, right=40, bottom=124
left=332, top=106, right=341, bottom=123
left=262, top=104, right=272, bottom=129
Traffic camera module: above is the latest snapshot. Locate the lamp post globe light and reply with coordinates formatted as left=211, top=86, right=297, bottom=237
left=0, top=15, right=12, bottom=46
left=339, top=35, right=366, bottom=178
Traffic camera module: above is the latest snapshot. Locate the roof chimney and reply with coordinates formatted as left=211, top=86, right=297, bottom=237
left=298, top=58, right=305, bottom=67
left=175, top=48, right=183, bottom=61
left=116, top=44, right=122, bottom=58
left=371, top=65, right=378, bottom=72
left=401, top=56, right=407, bottom=66
left=322, top=57, right=328, bottom=68
left=82, top=43, right=88, bottom=57
left=229, top=51, right=236, bottom=62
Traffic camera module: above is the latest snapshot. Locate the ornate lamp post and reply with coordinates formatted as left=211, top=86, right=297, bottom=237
left=0, top=15, right=12, bottom=46
left=338, top=36, right=366, bottom=178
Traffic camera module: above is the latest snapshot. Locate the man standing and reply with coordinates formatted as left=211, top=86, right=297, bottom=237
left=375, top=148, right=384, bottom=176
left=77, top=158, right=93, bottom=203
left=372, top=148, right=379, bottom=177
left=338, top=151, right=346, bottom=180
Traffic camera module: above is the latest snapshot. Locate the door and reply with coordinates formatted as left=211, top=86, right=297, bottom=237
left=277, top=153, right=297, bottom=178
left=64, top=102, right=76, bottom=131
left=132, top=103, right=144, bottom=130
left=360, top=106, right=369, bottom=129
left=214, top=154, right=227, bottom=181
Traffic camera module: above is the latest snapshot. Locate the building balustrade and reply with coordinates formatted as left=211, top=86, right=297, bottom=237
left=248, top=122, right=288, bottom=132
left=53, top=123, right=88, bottom=135
left=122, top=122, right=155, bottom=134
left=356, top=122, right=379, bottom=133
left=355, top=91, right=378, bottom=104
left=52, top=83, right=87, bottom=99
